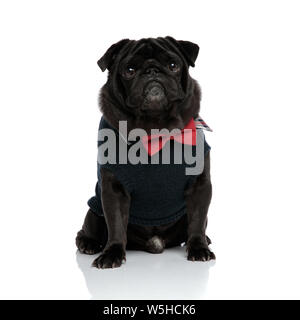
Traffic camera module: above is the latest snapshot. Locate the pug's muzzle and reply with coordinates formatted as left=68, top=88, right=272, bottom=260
left=142, top=81, right=168, bottom=112
left=144, top=81, right=165, bottom=100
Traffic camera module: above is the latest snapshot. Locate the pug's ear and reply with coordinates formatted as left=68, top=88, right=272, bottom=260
left=165, top=36, right=199, bottom=67
left=97, top=39, right=130, bottom=72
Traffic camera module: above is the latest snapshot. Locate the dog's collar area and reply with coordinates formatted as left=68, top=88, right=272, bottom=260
left=117, top=116, right=212, bottom=147
left=194, top=116, right=212, bottom=132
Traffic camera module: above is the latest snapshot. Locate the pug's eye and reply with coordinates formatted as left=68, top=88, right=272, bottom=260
left=168, top=62, right=180, bottom=72
left=124, top=66, right=136, bottom=79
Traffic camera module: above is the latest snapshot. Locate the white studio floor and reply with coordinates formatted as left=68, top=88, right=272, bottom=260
left=1, top=219, right=300, bottom=300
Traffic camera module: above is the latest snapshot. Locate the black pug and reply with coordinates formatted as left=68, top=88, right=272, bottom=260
left=76, top=36, right=215, bottom=269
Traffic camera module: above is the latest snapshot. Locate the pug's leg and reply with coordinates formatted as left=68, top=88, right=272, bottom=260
left=184, top=152, right=215, bottom=261
left=92, top=168, right=130, bottom=269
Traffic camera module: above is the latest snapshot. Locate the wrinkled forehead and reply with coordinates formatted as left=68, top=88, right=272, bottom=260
left=120, top=38, right=182, bottom=66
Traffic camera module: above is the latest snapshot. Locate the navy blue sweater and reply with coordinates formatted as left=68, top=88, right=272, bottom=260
left=88, top=117, right=210, bottom=226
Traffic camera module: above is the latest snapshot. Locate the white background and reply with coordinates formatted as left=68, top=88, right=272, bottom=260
left=0, top=0, right=300, bottom=299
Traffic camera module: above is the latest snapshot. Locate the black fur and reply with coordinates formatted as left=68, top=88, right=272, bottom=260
left=76, top=36, right=215, bottom=268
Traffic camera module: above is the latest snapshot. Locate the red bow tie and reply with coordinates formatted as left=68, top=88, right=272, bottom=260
left=141, top=118, right=197, bottom=156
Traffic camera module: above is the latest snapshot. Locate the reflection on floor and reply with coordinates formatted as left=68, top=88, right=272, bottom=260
left=76, top=246, right=215, bottom=300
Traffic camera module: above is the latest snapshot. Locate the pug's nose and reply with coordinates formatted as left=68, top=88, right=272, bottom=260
left=145, top=67, right=160, bottom=75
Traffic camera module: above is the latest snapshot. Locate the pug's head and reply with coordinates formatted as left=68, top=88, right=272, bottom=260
left=98, top=37, right=201, bottom=130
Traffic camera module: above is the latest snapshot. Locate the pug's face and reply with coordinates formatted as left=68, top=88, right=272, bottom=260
left=98, top=37, right=199, bottom=119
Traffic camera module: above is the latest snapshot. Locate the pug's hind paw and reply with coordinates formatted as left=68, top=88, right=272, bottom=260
left=76, top=230, right=102, bottom=255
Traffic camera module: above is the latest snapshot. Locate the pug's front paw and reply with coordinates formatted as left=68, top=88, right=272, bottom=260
left=92, top=243, right=126, bottom=269
left=187, top=237, right=215, bottom=262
